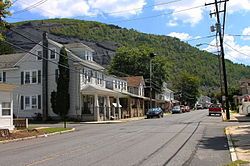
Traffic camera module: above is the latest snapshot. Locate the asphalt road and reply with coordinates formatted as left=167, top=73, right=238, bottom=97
left=0, top=110, right=234, bottom=166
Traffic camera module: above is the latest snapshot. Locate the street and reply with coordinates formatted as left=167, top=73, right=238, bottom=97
left=0, top=110, right=232, bottom=166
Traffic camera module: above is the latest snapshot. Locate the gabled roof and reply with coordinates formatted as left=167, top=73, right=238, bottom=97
left=64, top=43, right=94, bottom=52
left=0, top=53, right=26, bottom=69
left=121, top=76, right=145, bottom=87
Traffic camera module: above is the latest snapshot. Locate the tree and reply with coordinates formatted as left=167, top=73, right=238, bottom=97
left=0, top=0, right=12, bottom=41
left=108, top=45, right=170, bottom=89
left=51, top=47, right=70, bottom=128
left=174, top=72, right=200, bottom=107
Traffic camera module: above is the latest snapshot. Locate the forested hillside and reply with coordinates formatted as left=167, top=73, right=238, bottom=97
left=2, top=18, right=250, bottom=94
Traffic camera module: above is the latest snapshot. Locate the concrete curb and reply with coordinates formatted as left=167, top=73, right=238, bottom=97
left=0, top=128, right=75, bottom=144
left=81, top=117, right=146, bottom=124
left=225, top=127, right=238, bottom=161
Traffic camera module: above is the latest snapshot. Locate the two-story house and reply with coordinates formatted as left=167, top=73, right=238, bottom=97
left=121, top=76, right=146, bottom=118
left=0, top=35, right=125, bottom=121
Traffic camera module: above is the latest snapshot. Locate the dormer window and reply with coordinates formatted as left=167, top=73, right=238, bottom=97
left=49, top=49, right=56, bottom=59
left=85, top=51, right=93, bottom=61
left=37, top=50, right=42, bottom=60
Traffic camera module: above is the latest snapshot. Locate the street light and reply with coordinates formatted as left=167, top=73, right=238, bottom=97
left=149, top=53, right=156, bottom=110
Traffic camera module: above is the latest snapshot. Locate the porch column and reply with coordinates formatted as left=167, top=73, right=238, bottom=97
left=106, top=96, right=111, bottom=120
left=117, top=96, right=121, bottom=119
left=94, top=94, right=99, bottom=121
left=137, top=99, right=140, bottom=117
left=103, top=97, right=107, bottom=121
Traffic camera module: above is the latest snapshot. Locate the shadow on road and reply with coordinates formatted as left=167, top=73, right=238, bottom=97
left=199, top=136, right=228, bottom=151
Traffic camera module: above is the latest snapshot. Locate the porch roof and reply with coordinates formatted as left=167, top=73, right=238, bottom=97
left=81, top=84, right=127, bottom=97
left=0, top=83, right=17, bottom=92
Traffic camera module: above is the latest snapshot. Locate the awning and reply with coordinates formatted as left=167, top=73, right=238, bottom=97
left=81, top=84, right=127, bottom=97
left=112, top=103, right=122, bottom=108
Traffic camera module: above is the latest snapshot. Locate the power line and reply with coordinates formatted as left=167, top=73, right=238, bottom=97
left=98, top=0, right=183, bottom=16
left=12, top=0, right=48, bottom=15
left=1, top=38, right=132, bottom=86
left=224, top=42, right=250, bottom=57
left=111, top=4, right=204, bottom=23
left=8, top=27, right=131, bottom=77
left=186, top=35, right=216, bottom=42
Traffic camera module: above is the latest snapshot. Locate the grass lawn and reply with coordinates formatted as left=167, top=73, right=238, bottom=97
left=0, top=127, right=73, bottom=142
left=40, top=127, right=71, bottom=134
left=225, top=160, right=249, bottom=166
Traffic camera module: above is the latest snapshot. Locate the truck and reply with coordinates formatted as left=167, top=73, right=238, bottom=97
left=208, top=104, right=222, bottom=116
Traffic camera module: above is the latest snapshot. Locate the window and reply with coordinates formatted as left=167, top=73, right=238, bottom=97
left=118, top=81, right=120, bottom=89
left=0, top=72, right=4, bottom=82
left=114, top=80, right=117, bottom=88
left=25, top=71, right=30, bottom=84
left=25, top=96, right=30, bottom=110
left=24, top=96, right=37, bottom=110
left=32, top=71, right=37, bottom=83
left=24, top=70, right=38, bottom=84
left=31, top=96, right=37, bottom=108
left=50, top=49, right=56, bottom=59
left=37, top=50, right=42, bottom=60
left=2, top=102, right=11, bottom=116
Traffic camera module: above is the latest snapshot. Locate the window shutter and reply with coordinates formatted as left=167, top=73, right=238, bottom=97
left=38, top=70, right=41, bottom=83
left=21, top=96, right=24, bottom=110
left=21, top=72, right=24, bottom=84
left=55, top=69, right=58, bottom=83
left=38, top=95, right=41, bottom=109
left=3, top=72, right=6, bottom=82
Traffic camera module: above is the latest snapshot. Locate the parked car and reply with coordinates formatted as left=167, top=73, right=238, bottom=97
left=196, top=104, right=203, bottom=110
left=146, top=108, right=163, bottom=118
left=171, top=105, right=182, bottom=114
left=180, top=105, right=185, bottom=113
left=208, top=104, right=222, bottom=116
left=184, top=106, right=190, bottom=112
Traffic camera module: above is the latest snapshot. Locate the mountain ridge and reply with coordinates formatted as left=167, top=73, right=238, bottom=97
left=2, top=18, right=250, bottom=94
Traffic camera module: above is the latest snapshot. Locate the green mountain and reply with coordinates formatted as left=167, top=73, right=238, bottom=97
left=2, top=18, right=250, bottom=94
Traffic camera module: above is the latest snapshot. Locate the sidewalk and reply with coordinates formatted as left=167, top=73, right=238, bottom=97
left=80, top=116, right=146, bottom=124
left=224, top=112, right=250, bottom=164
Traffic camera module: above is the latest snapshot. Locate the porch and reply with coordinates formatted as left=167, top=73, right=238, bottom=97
left=80, top=84, right=126, bottom=121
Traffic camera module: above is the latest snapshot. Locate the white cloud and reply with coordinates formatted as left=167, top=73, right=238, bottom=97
left=167, top=19, right=178, bottom=27
left=154, top=0, right=208, bottom=26
left=87, top=0, right=146, bottom=17
left=227, top=0, right=250, bottom=14
left=154, top=0, right=250, bottom=26
left=15, top=0, right=147, bottom=18
left=204, top=35, right=250, bottom=65
left=242, top=27, right=250, bottom=40
left=167, top=32, right=192, bottom=41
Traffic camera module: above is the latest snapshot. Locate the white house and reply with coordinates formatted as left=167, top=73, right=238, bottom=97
left=0, top=83, right=16, bottom=130
left=0, top=35, right=127, bottom=121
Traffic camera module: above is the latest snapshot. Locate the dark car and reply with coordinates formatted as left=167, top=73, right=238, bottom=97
left=146, top=108, right=163, bottom=118
left=171, top=105, right=182, bottom=114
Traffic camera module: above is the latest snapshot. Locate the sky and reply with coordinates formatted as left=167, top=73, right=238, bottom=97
left=5, top=0, right=250, bottom=65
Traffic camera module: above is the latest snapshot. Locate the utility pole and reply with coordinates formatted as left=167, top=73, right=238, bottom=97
left=206, top=0, right=230, bottom=120
left=42, top=32, right=49, bottom=121
left=149, top=53, right=156, bottom=110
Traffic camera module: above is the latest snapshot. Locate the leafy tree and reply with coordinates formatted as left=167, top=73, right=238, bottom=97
left=51, top=47, right=70, bottom=128
left=108, top=45, right=169, bottom=90
left=174, top=72, right=200, bottom=107
left=0, top=0, right=11, bottom=41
